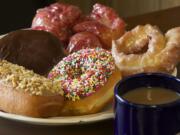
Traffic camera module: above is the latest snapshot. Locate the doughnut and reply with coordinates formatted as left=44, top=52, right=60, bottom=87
left=90, top=3, right=125, bottom=37
left=73, top=3, right=125, bottom=49
left=112, top=24, right=180, bottom=76
left=90, top=3, right=125, bottom=48
left=0, top=60, right=64, bottom=118
left=48, top=48, right=122, bottom=115
left=0, top=30, right=66, bottom=75
left=157, top=27, right=180, bottom=70
left=66, top=32, right=102, bottom=53
left=73, top=21, right=112, bottom=49
left=32, top=2, right=82, bottom=46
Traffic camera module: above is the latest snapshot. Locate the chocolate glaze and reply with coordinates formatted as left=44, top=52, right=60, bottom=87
left=0, top=30, right=66, bottom=75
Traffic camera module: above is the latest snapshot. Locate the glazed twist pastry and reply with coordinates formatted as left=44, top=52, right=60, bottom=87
left=112, top=24, right=180, bottom=76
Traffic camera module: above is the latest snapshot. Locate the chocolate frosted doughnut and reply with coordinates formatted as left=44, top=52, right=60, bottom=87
left=0, top=30, right=66, bottom=75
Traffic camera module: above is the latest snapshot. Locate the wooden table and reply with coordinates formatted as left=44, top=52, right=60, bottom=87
left=0, top=6, right=180, bottom=135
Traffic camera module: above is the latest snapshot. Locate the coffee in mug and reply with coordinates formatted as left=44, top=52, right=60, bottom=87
left=114, top=73, right=180, bottom=135
left=122, top=87, right=180, bottom=105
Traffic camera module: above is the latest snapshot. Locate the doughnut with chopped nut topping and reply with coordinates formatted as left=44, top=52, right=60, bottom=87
left=0, top=60, right=64, bottom=118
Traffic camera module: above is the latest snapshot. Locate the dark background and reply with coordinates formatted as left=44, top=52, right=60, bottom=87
left=0, top=0, right=180, bottom=35
left=0, top=0, right=55, bottom=34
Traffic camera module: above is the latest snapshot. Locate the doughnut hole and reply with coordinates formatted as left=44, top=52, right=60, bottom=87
left=31, top=2, right=82, bottom=47
left=67, top=32, right=102, bottom=53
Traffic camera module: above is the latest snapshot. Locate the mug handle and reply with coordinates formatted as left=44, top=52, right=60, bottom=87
left=175, top=107, right=180, bottom=135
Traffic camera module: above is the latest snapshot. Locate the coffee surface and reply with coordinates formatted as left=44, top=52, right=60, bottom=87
left=122, top=87, right=180, bottom=105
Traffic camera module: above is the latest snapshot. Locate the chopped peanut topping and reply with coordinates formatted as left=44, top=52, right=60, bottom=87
left=0, top=60, right=63, bottom=96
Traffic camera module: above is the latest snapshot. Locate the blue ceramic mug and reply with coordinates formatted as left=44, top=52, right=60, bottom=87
left=114, top=73, right=180, bottom=135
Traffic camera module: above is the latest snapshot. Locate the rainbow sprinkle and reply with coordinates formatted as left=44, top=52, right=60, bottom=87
left=48, top=48, right=115, bottom=101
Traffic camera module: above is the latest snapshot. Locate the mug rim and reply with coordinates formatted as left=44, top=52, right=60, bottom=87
left=115, top=72, right=180, bottom=108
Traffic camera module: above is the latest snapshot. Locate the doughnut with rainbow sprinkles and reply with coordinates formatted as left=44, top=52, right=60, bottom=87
left=48, top=48, right=122, bottom=115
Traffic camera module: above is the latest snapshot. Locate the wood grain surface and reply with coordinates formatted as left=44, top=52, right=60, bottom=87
left=125, top=6, right=180, bottom=32
left=113, top=0, right=180, bottom=17
left=57, top=0, right=180, bottom=17
left=0, top=117, right=113, bottom=135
